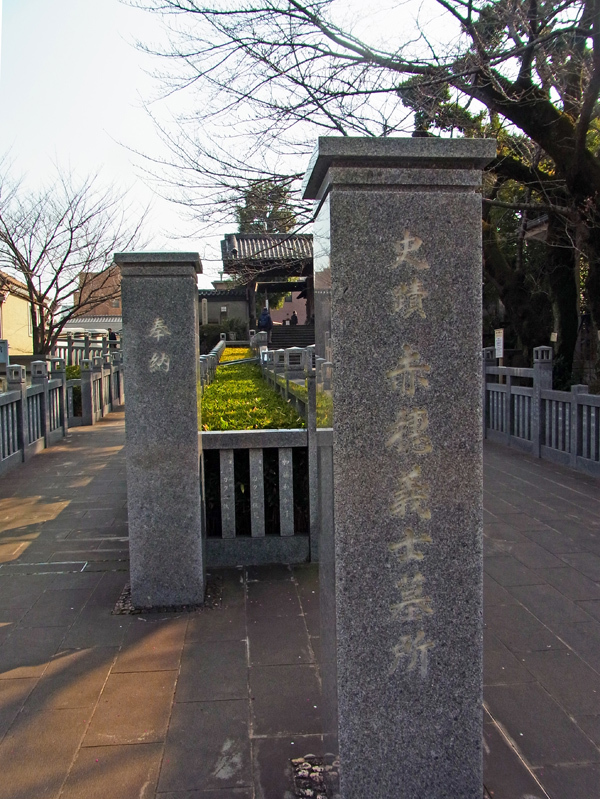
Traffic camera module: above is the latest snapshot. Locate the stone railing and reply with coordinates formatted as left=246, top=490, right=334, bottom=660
left=484, top=345, right=600, bottom=476
left=0, top=353, right=125, bottom=476
left=201, top=428, right=318, bottom=566
left=259, top=344, right=333, bottom=420
left=52, top=333, right=121, bottom=366
left=79, top=353, right=125, bottom=425
left=199, top=338, right=226, bottom=392
left=0, top=360, right=67, bottom=476
left=199, top=341, right=322, bottom=564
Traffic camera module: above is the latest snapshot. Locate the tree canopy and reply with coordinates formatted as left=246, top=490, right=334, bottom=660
left=236, top=180, right=296, bottom=233
left=137, top=0, right=600, bottom=380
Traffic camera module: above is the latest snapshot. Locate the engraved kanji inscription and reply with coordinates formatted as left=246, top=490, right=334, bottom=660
left=387, top=345, right=430, bottom=397
left=387, top=408, right=432, bottom=455
left=391, top=572, right=434, bottom=623
left=390, top=631, right=435, bottom=678
left=391, top=465, right=431, bottom=520
left=393, top=278, right=428, bottom=319
left=389, top=528, right=432, bottom=563
left=149, top=353, right=170, bottom=373
left=392, top=230, right=430, bottom=272
left=149, top=318, right=172, bottom=342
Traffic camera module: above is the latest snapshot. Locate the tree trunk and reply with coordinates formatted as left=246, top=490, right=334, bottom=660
left=544, top=214, right=579, bottom=389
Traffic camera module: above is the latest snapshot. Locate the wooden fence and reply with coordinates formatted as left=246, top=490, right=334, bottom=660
left=484, top=345, right=600, bottom=476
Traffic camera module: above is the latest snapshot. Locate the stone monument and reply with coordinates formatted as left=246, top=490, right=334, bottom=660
left=303, top=137, right=496, bottom=797
left=114, top=252, right=205, bottom=608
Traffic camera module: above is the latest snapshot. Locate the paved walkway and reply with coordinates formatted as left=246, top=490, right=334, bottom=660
left=483, top=442, right=600, bottom=799
left=0, top=411, right=599, bottom=798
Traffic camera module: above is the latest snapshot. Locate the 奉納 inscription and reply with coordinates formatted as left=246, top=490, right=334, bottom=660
left=148, top=318, right=172, bottom=374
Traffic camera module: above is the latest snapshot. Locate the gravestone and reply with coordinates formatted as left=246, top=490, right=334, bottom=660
left=303, top=137, right=496, bottom=797
left=114, top=252, right=205, bottom=608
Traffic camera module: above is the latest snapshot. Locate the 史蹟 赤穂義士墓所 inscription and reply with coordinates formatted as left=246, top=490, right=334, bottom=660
left=386, top=229, right=437, bottom=679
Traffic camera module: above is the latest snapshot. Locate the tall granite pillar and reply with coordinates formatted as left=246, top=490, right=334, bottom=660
left=114, top=252, right=205, bottom=608
left=303, top=137, right=496, bottom=798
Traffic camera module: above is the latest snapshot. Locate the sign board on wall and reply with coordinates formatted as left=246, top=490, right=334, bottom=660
left=0, top=340, right=8, bottom=365
left=494, top=328, right=504, bottom=359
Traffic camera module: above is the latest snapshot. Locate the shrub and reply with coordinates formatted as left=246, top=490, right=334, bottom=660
left=219, top=347, right=253, bottom=362
left=65, top=364, right=82, bottom=416
left=199, top=319, right=248, bottom=353
left=200, top=363, right=304, bottom=430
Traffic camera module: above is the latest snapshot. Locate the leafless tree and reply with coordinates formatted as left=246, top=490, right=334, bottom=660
left=133, top=0, right=600, bottom=375
left=0, top=165, right=147, bottom=354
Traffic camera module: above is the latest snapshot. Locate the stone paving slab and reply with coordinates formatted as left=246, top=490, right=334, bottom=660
left=1, top=412, right=600, bottom=797
left=484, top=441, right=600, bottom=798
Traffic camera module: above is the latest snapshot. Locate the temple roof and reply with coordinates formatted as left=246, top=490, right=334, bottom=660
left=221, top=234, right=313, bottom=274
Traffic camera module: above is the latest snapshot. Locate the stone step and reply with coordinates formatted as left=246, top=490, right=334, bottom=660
left=269, top=325, right=315, bottom=349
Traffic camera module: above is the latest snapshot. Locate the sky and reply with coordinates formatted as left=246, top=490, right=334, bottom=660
left=0, top=0, right=455, bottom=289
left=0, top=0, right=219, bottom=286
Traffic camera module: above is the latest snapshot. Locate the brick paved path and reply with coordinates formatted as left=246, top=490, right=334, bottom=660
left=0, top=411, right=599, bottom=797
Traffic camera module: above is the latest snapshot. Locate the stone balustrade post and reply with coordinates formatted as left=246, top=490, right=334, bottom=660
left=482, top=347, right=496, bottom=441
left=80, top=359, right=94, bottom=426
left=50, top=357, right=68, bottom=435
left=199, top=356, right=208, bottom=390
left=92, top=356, right=104, bottom=418
left=114, top=252, right=204, bottom=608
left=7, top=365, right=28, bottom=459
left=322, top=361, right=333, bottom=391
left=67, top=334, right=74, bottom=366
left=31, top=361, right=50, bottom=446
left=532, top=346, right=553, bottom=457
left=303, top=136, right=496, bottom=797
left=305, top=349, right=319, bottom=560
left=570, top=384, right=589, bottom=468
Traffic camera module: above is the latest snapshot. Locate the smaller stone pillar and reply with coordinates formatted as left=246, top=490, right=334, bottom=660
left=482, top=347, right=495, bottom=441
left=114, top=252, right=204, bottom=608
left=31, top=361, right=50, bottom=447
left=532, top=346, right=553, bottom=457
left=66, top=333, right=74, bottom=366
left=50, top=358, right=68, bottom=436
left=92, top=356, right=104, bottom=417
left=7, top=365, right=28, bottom=459
left=80, top=359, right=94, bottom=426
left=570, top=384, right=588, bottom=468
left=117, top=352, right=125, bottom=405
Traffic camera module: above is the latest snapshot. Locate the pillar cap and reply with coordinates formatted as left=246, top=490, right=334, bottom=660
left=113, top=252, right=202, bottom=275
left=302, top=136, right=497, bottom=199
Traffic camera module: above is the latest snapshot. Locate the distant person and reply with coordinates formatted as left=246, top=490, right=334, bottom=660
left=290, top=310, right=298, bottom=326
left=108, top=328, right=118, bottom=350
left=257, top=307, right=273, bottom=343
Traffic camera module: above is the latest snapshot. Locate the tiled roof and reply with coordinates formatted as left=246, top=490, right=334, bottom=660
left=221, top=233, right=313, bottom=263
left=198, top=288, right=247, bottom=298
left=64, top=316, right=123, bottom=324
